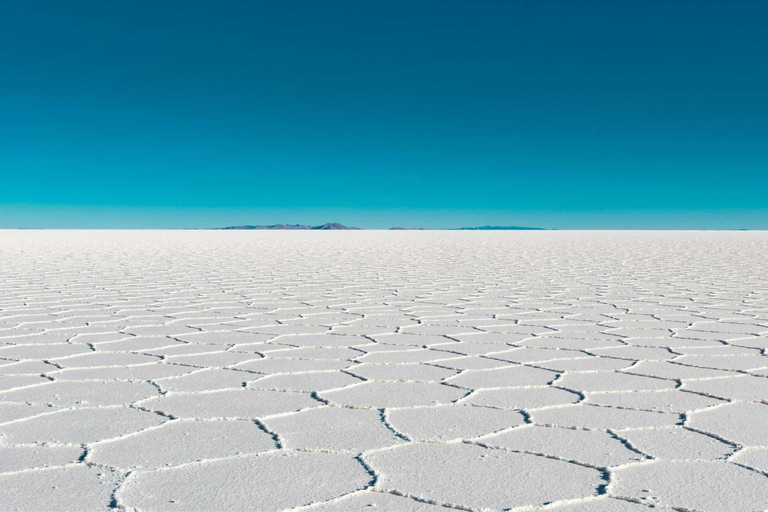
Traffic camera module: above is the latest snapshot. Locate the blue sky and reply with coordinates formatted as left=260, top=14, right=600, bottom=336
left=2, top=0, right=766, bottom=229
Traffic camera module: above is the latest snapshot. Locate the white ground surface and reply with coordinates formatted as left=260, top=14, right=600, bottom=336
left=1, top=230, right=767, bottom=512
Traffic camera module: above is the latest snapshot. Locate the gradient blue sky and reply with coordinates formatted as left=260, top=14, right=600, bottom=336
left=2, top=0, right=766, bottom=229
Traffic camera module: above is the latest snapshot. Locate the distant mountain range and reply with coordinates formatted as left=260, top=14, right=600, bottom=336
left=217, top=223, right=360, bottom=230
left=457, top=225, right=545, bottom=230
left=217, top=223, right=544, bottom=230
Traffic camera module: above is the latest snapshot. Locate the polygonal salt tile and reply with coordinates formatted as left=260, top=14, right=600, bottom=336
left=682, top=375, right=768, bottom=401
left=612, top=460, right=768, bottom=511
left=0, top=374, right=50, bottom=392
left=0, top=361, right=59, bottom=376
left=123, top=325, right=202, bottom=337
left=674, top=345, right=762, bottom=356
left=349, top=343, right=414, bottom=353
left=604, top=320, right=688, bottom=330
left=449, top=332, right=530, bottom=345
left=532, top=404, right=680, bottom=430
left=428, top=356, right=511, bottom=371
left=0, top=406, right=166, bottom=443
left=270, top=334, right=370, bottom=347
left=291, top=312, right=362, bottom=323
left=51, top=325, right=122, bottom=336
left=263, top=407, right=402, bottom=452
left=0, top=380, right=159, bottom=406
left=329, top=326, right=397, bottom=336
left=547, top=325, right=612, bottom=334
left=400, top=324, right=479, bottom=336
left=307, top=490, right=453, bottom=510
left=71, top=332, right=136, bottom=344
left=556, top=372, right=674, bottom=393
left=146, top=344, right=227, bottom=357
left=0, top=333, right=72, bottom=344
left=367, top=443, right=602, bottom=510
left=266, top=347, right=362, bottom=360
left=250, top=371, right=362, bottom=392
left=688, top=402, right=768, bottom=446
left=139, top=388, right=320, bottom=419
left=118, top=451, right=370, bottom=510
left=492, top=347, right=587, bottom=363
left=156, top=368, right=260, bottom=392
left=92, top=336, right=183, bottom=352
left=0, top=343, right=93, bottom=360
left=0, top=445, right=84, bottom=473
left=425, top=341, right=510, bottom=356
left=675, top=330, right=756, bottom=342
left=620, top=427, right=734, bottom=460
left=692, top=322, right=768, bottom=335
left=320, top=382, right=466, bottom=408
left=479, top=325, right=555, bottom=336
left=347, top=318, right=418, bottom=328
left=50, top=363, right=194, bottom=381
left=235, top=358, right=353, bottom=374
left=675, top=354, right=768, bottom=371
left=357, top=349, right=463, bottom=364
left=479, top=425, right=644, bottom=467
left=386, top=404, right=523, bottom=441
left=89, top=419, right=276, bottom=469
left=465, top=387, right=581, bottom=409
left=370, top=334, right=456, bottom=346
left=586, top=390, right=723, bottom=413
left=0, top=402, right=52, bottom=424
left=623, top=336, right=720, bottom=348
left=230, top=342, right=301, bottom=354
left=346, top=363, right=458, bottom=382
left=607, top=328, right=673, bottom=338
left=0, top=465, right=120, bottom=511
left=164, top=351, right=263, bottom=368
left=731, top=447, right=768, bottom=473
left=51, top=352, right=161, bottom=368
left=175, top=331, right=275, bottom=345
left=520, top=338, right=625, bottom=350
left=536, top=357, right=634, bottom=372
left=445, top=365, right=557, bottom=389
left=248, top=325, right=331, bottom=336
left=733, top=337, right=768, bottom=350
left=530, top=496, right=656, bottom=510
left=628, top=361, right=736, bottom=380
left=589, top=346, right=676, bottom=361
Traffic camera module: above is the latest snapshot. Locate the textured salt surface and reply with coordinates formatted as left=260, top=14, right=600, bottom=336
left=0, top=230, right=767, bottom=511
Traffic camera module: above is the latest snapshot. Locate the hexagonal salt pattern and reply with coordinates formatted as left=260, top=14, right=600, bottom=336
left=0, top=230, right=767, bottom=510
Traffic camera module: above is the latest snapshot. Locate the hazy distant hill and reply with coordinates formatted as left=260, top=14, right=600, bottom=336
left=457, top=226, right=544, bottom=230
left=314, top=223, right=360, bottom=230
left=215, top=223, right=543, bottom=230
left=218, top=223, right=360, bottom=230
left=393, top=226, right=545, bottom=230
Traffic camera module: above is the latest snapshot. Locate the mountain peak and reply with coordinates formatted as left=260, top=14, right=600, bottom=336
left=313, top=223, right=360, bottom=230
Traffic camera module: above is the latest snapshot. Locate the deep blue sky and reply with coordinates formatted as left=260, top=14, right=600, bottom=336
left=2, top=0, right=766, bottom=228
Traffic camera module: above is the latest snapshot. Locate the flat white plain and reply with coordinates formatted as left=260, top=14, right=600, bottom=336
left=0, top=230, right=767, bottom=511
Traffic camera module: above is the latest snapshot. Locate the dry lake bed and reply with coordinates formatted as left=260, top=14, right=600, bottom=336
left=1, top=230, right=767, bottom=511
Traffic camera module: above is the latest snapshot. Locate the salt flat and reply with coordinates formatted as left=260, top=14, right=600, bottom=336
left=1, top=230, right=767, bottom=511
